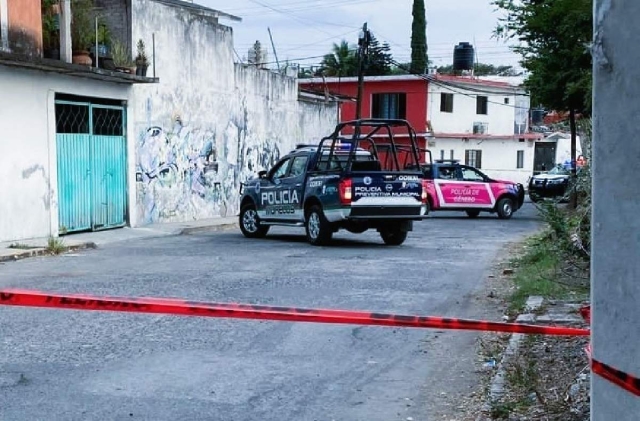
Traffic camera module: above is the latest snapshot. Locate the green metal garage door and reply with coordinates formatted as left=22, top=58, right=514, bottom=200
left=55, top=100, right=127, bottom=234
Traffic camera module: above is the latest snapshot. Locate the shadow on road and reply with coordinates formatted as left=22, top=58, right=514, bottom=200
left=426, top=215, right=542, bottom=222
left=254, top=234, right=390, bottom=248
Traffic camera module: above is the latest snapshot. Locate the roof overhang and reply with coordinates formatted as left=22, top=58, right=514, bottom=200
left=299, top=74, right=526, bottom=93
left=299, top=75, right=428, bottom=84
left=0, top=51, right=159, bottom=84
left=433, top=133, right=543, bottom=140
left=298, top=88, right=354, bottom=103
left=151, top=0, right=242, bottom=21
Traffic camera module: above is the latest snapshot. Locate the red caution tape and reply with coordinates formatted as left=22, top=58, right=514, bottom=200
left=8, top=290, right=640, bottom=398
left=580, top=306, right=640, bottom=397
left=590, top=349, right=640, bottom=397
left=579, top=304, right=591, bottom=324
left=0, top=289, right=589, bottom=336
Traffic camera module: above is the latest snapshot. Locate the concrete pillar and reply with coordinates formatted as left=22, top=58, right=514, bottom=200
left=592, top=1, right=640, bottom=419
left=59, top=0, right=72, bottom=63
left=0, top=0, right=8, bottom=52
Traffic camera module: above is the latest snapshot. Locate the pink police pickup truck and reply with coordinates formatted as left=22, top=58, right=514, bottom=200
left=422, top=159, right=525, bottom=219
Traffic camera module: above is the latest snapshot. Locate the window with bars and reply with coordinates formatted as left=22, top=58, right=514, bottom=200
left=465, top=149, right=482, bottom=168
left=55, top=103, right=124, bottom=136
left=371, top=93, right=406, bottom=119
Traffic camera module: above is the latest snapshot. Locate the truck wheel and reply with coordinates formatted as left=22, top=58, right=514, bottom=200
left=379, top=227, right=408, bottom=246
left=305, top=205, right=333, bottom=246
left=496, top=197, right=514, bottom=220
left=239, top=204, right=269, bottom=238
left=466, top=210, right=480, bottom=218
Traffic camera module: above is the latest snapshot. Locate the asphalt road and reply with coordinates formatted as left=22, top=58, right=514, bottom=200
left=0, top=204, right=541, bottom=421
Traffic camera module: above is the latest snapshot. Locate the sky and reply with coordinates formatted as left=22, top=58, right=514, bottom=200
left=198, top=0, right=522, bottom=71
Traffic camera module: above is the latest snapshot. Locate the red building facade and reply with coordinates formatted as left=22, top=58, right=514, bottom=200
left=298, top=75, right=431, bottom=163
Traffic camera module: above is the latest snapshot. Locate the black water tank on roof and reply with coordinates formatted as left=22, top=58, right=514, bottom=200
left=453, top=42, right=475, bottom=71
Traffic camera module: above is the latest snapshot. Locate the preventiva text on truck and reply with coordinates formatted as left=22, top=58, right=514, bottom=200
left=238, top=119, right=429, bottom=246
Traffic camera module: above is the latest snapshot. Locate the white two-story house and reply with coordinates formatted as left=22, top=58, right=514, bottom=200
left=426, top=75, right=542, bottom=185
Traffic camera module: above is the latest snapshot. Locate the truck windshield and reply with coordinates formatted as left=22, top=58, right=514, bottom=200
left=548, top=165, right=570, bottom=175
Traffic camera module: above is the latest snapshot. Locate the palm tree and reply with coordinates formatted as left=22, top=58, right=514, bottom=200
left=320, top=40, right=357, bottom=77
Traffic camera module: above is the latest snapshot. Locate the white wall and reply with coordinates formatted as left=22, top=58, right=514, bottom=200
left=131, top=0, right=337, bottom=225
left=0, top=65, right=131, bottom=243
left=431, top=137, right=536, bottom=186
left=427, top=83, right=527, bottom=136
left=555, top=136, right=583, bottom=164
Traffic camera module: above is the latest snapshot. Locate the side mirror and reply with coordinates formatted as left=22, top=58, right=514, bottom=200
left=258, top=170, right=268, bottom=179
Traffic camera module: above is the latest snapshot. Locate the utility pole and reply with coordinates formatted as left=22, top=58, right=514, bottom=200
left=355, top=22, right=370, bottom=120
left=267, top=27, right=280, bottom=72
left=592, top=0, right=640, bottom=419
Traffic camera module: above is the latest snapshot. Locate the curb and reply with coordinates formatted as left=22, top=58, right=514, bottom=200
left=178, top=222, right=238, bottom=235
left=482, top=295, right=545, bottom=411
left=0, top=242, right=97, bottom=264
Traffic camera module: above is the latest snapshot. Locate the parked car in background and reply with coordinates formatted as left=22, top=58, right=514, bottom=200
left=527, top=164, right=574, bottom=202
left=420, top=159, right=525, bottom=219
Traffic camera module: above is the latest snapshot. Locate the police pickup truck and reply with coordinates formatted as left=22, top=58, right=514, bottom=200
left=238, top=119, right=429, bottom=246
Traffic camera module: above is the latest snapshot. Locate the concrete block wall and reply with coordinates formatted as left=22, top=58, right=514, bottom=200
left=94, top=0, right=132, bottom=51
left=129, top=0, right=338, bottom=225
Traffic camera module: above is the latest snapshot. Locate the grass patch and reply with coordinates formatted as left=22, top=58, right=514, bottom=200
left=46, top=236, right=67, bottom=255
left=507, top=233, right=588, bottom=312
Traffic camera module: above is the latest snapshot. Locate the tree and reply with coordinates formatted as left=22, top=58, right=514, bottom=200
left=436, top=62, right=523, bottom=76
left=410, top=0, right=427, bottom=74
left=390, top=62, right=412, bottom=75
left=248, top=40, right=266, bottom=67
left=493, top=0, right=592, bottom=208
left=320, top=40, right=358, bottom=76
left=364, top=34, right=393, bottom=76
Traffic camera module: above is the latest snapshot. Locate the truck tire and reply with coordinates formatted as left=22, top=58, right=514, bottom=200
left=466, top=210, right=480, bottom=218
left=379, top=227, right=408, bottom=246
left=496, top=197, right=514, bottom=220
left=239, top=203, right=270, bottom=238
left=305, top=205, right=333, bottom=246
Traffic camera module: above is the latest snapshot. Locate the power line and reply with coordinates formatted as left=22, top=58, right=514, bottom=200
left=232, top=0, right=383, bottom=17
left=278, top=29, right=360, bottom=54
left=244, top=0, right=360, bottom=31
left=252, top=50, right=358, bottom=67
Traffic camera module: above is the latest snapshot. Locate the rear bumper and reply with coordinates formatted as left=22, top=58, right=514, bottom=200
left=325, top=205, right=428, bottom=222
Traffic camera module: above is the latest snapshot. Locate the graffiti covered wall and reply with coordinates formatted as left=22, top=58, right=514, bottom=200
left=131, top=0, right=337, bottom=225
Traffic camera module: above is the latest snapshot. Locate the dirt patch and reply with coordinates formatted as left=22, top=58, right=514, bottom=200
left=492, top=332, right=590, bottom=420
left=446, top=237, right=591, bottom=421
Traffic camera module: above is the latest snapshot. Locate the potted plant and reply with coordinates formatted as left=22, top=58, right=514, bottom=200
left=111, top=40, right=136, bottom=73
left=90, top=22, right=113, bottom=68
left=91, top=22, right=111, bottom=58
left=42, top=0, right=60, bottom=59
left=135, top=39, right=149, bottom=76
left=70, top=0, right=94, bottom=65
